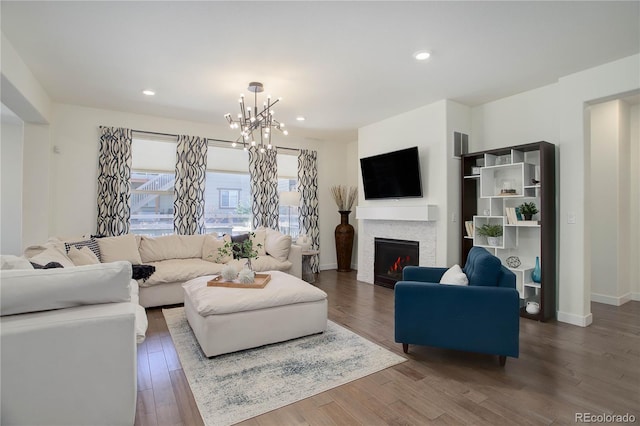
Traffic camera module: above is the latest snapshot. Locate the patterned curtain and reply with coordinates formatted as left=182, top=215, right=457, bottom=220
left=298, top=149, right=320, bottom=272
left=248, top=147, right=280, bottom=229
left=174, top=135, right=208, bottom=235
left=97, top=126, right=132, bottom=236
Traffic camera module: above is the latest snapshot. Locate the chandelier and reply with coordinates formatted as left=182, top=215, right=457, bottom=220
left=224, top=82, right=288, bottom=152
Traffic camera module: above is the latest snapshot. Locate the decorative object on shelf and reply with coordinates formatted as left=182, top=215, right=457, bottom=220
left=526, top=301, right=540, bottom=315
left=296, top=234, right=312, bottom=251
left=531, top=178, right=540, bottom=185
left=464, top=221, right=474, bottom=237
left=531, top=256, right=541, bottom=283
left=331, top=185, right=357, bottom=272
left=506, top=256, right=521, bottom=268
left=238, top=267, right=256, bottom=284
left=279, top=191, right=300, bottom=236
left=477, top=224, right=503, bottom=247
left=221, top=264, right=238, bottom=281
left=500, top=189, right=517, bottom=195
left=224, top=82, right=288, bottom=152
left=518, top=202, right=539, bottom=221
left=471, top=166, right=481, bottom=175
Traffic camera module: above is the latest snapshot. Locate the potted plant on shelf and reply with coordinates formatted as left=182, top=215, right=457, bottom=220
left=477, top=224, right=503, bottom=247
left=518, top=202, right=539, bottom=221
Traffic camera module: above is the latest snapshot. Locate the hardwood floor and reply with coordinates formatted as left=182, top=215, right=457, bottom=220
left=135, top=270, right=640, bottom=425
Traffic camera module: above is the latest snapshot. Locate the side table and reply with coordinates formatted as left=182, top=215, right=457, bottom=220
left=302, top=250, right=320, bottom=283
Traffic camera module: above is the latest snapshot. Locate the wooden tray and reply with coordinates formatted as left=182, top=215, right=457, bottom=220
left=207, top=273, right=271, bottom=289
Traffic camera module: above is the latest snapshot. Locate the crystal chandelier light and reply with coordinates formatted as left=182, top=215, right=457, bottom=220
left=224, top=82, right=288, bottom=152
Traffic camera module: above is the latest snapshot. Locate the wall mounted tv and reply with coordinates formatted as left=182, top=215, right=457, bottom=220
left=360, top=146, right=423, bottom=200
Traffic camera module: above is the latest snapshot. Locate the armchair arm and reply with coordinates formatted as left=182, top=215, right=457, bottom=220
left=288, top=244, right=302, bottom=279
left=395, top=281, right=519, bottom=357
left=402, top=265, right=448, bottom=283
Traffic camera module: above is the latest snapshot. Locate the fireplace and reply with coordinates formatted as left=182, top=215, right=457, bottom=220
left=374, top=238, right=419, bottom=288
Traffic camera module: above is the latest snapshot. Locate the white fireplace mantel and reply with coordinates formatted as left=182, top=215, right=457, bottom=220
left=356, top=205, right=438, bottom=222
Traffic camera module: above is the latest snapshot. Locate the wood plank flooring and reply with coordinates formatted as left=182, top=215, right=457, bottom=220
left=135, top=270, right=640, bottom=425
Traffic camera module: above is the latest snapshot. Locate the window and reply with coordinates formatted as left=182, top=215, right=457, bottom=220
left=130, top=136, right=177, bottom=236
left=219, top=189, right=240, bottom=209
left=277, top=154, right=299, bottom=237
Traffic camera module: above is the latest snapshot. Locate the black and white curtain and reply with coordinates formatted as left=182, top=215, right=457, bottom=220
left=248, top=147, right=280, bottom=229
left=97, top=126, right=132, bottom=236
left=174, top=135, right=208, bottom=235
left=298, top=149, right=320, bottom=273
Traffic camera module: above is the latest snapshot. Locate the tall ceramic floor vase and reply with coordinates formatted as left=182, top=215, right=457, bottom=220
left=335, top=210, right=354, bottom=272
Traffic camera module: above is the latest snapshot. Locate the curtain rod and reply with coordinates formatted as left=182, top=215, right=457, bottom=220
left=131, top=129, right=300, bottom=152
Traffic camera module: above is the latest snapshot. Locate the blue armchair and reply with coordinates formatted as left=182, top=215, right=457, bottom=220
left=394, top=247, right=519, bottom=365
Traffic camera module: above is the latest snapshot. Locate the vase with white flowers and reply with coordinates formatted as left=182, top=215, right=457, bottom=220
left=330, top=185, right=357, bottom=272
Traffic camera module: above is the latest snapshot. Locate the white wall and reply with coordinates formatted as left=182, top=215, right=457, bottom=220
left=36, top=103, right=346, bottom=268
left=1, top=105, right=24, bottom=254
left=358, top=100, right=450, bottom=267
left=471, top=54, right=640, bottom=326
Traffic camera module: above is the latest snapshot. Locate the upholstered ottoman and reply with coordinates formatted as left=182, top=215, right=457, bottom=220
left=182, top=270, right=328, bottom=357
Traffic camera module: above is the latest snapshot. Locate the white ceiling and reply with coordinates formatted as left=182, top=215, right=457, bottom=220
left=2, top=1, right=639, bottom=142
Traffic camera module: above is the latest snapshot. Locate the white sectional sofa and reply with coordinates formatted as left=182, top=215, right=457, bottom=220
left=0, top=260, right=146, bottom=426
left=21, top=227, right=302, bottom=308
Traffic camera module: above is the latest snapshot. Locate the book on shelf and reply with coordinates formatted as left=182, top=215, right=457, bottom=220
left=505, top=207, right=517, bottom=224
left=516, top=220, right=539, bottom=226
left=515, top=207, right=523, bottom=221
left=465, top=221, right=474, bottom=237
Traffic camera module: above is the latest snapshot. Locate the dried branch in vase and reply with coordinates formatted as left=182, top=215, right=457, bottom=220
left=330, top=185, right=357, bottom=211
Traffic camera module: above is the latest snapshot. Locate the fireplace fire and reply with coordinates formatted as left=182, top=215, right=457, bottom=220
left=374, top=238, right=419, bottom=288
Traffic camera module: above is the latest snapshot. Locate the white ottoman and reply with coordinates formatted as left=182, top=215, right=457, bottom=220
left=182, top=270, right=328, bottom=357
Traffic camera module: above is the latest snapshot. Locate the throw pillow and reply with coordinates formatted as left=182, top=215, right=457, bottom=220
left=30, top=261, right=65, bottom=269
left=264, top=228, right=292, bottom=262
left=439, top=264, right=469, bottom=286
left=97, top=234, right=142, bottom=264
left=202, top=234, right=233, bottom=263
left=64, top=238, right=102, bottom=261
left=230, top=233, right=249, bottom=259
left=68, top=246, right=101, bottom=266
left=29, top=246, right=75, bottom=268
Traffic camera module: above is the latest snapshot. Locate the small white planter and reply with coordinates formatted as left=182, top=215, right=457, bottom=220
left=487, top=236, right=501, bottom=247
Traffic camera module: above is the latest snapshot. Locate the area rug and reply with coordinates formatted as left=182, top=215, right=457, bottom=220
left=163, top=307, right=406, bottom=426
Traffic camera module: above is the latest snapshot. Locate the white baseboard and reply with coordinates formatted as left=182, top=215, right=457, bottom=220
left=591, top=292, right=633, bottom=306
left=557, top=311, right=593, bottom=327
left=632, top=292, right=640, bottom=301
left=319, top=263, right=337, bottom=271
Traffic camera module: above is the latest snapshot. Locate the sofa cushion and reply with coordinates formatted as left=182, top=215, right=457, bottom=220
left=139, top=234, right=206, bottom=263
left=68, top=246, right=101, bottom=266
left=264, top=228, right=292, bottom=262
left=463, top=247, right=502, bottom=287
left=97, top=234, right=142, bottom=264
left=227, top=256, right=293, bottom=273
left=140, top=258, right=225, bottom=287
left=202, top=234, right=233, bottom=263
left=0, top=261, right=132, bottom=316
left=29, top=246, right=75, bottom=268
left=0, top=255, right=34, bottom=270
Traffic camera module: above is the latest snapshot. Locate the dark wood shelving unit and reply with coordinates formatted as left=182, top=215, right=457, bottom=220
left=461, top=141, right=556, bottom=321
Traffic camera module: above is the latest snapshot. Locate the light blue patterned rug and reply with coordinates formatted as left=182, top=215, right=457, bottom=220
left=163, top=307, right=406, bottom=426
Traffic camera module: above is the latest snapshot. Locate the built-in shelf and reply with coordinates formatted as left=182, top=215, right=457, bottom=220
left=356, top=205, right=439, bottom=222
left=461, top=142, right=556, bottom=322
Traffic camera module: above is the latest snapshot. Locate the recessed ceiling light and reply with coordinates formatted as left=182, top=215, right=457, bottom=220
left=296, top=116, right=306, bottom=121
left=413, top=51, right=431, bottom=61
left=142, top=90, right=155, bottom=96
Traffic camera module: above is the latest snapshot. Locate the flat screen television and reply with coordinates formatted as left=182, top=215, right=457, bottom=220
left=360, top=146, right=423, bottom=200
